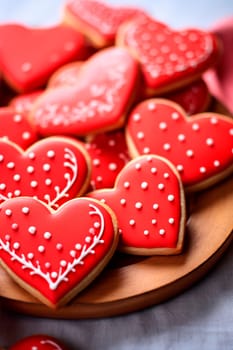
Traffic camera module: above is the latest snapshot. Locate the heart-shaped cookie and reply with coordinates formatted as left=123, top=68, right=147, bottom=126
left=0, top=24, right=86, bottom=92
left=84, top=130, right=130, bottom=190
left=10, top=90, right=43, bottom=115
left=0, top=137, right=91, bottom=208
left=89, top=155, right=186, bottom=255
left=126, top=99, right=233, bottom=191
left=0, top=197, right=118, bottom=307
left=9, top=334, right=69, bottom=350
left=0, top=107, right=38, bottom=149
left=31, top=47, right=139, bottom=136
left=64, top=0, right=144, bottom=48
left=117, top=14, right=220, bottom=95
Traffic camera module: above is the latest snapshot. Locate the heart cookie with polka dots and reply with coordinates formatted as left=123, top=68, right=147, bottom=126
left=0, top=197, right=118, bottom=307
left=9, top=334, right=69, bottom=350
left=84, top=130, right=130, bottom=190
left=0, top=136, right=91, bottom=208
left=64, top=0, right=144, bottom=48
left=31, top=47, right=139, bottom=136
left=117, top=14, right=220, bottom=95
left=126, top=99, right=233, bottom=191
left=89, top=155, right=186, bottom=255
left=0, top=107, right=38, bottom=149
left=0, top=24, right=86, bottom=92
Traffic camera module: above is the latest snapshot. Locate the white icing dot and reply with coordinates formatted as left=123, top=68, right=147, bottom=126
left=133, top=113, right=141, bottom=122
left=141, top=181, right=148, bottom=190
left=159, top=122, right=167, bottom=130
left=109, top=163, right=117, bottom=171
left=171, top=112, right=180, bottom=120
left=153, top=203, right=159, bottom=210
left=11, top=223, right=18, bottom=230
left=22, top=207, right=30, bottom=214
left=21, top=62, right=32, bottom=72
left=151, top=167, right=157, bottom=174
left=27, top=166, right=35, bottom=174
left=214, top=160, right=220, bottom=167
left=192, top=123, right=200, bottom=131
left=14, top=190, right=21, bottom=196
left=28, top=226, right=37, bottom=234
left=144, top=230, right=149, bottom=235
left=13, top=114, right=22, bottom=123
left=206, top=138, right=214, bottom=146
left=44, top=232, right=52, bottom=240
left=135, top=202, right=143, bottom=209
left=163, top=143, right=171, bottom=151
left=94, top=221, right=100, bottom=229
left=0, top=155, right=4, bottom=162
left=120, top=198, right=126, bottom=205
left=152, top=219, right=157, bottom=224
left=178, top=134, right=186, bottom=142
left=210, top=117, right=218, bottom=124
left=168, top=194, right=175, bottom=202
left=124, top=181, right=130, bottom=189
left=108, top=139, right=116, bottom=147
left=129, top=219, right=135, bottom=226
left=75, top=243, right=82, bottom=250
left=137, top=131, right=144, bottom=140
left=13, top=242, right=20, bottom=250
left=51, top=272, right=57, bottom=279
left=163, top=173, right=170, bottom=179
left=96, top=176, right=103, bottom=182
left=30, top=180, right=38, bottom=188
left=56, top=243, right=63, bottom=251
left=186, top=149, right=194, bottom=157
left=28, top=152, right=36, bottom=159
left=168, top=218, right=175, bottom=224
left=143, top=147, right=151, bottom=154
left=159, top=229, right=166, bottom=235
left=22, top=132, right=31, bottom=140
left=200, top=166, right=206, bottom=173
left=27, top=253, right=34, bottom=260
left=47, top=150, right=55, bottom=158
left=158, top=183, right=165, bottom=190
left=43, top=163, right=51, bottom=171
left=70, top=250, right=76, bottom=257
left=5, top=235, right=10, bottom=241
left=229, top=128, right=233, bottom=136
left=5, top=209, right=12, bottom=216
left=148, top=102, right=156, bottom=110
left=135, top=163, right=141, bottom=170
left=7, top=162, right=15, bottom=169
left=177, top=165, right=184, bottom=172
left=0, top=183, right=6, bottom=190
left=13, top=174, right=21, bottom=182
left=60, top=260, right=67, bottom=267
left=93, top=159, right=100, bottom=167
left=45, top=262, right=51, bottom=269
left=85, top=236, right=91, bottom=243
left=45, top=178, right=52, bottom=186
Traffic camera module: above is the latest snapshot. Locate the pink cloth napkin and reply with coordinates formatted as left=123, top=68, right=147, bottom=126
left=204, top=17, right=233, bottom=113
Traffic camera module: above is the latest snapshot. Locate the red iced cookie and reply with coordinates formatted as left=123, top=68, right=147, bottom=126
left=84, top=130, right=130, bottom=190
left=31, top=47, right=139, bottom=136
left=0, top=107, right=38, bottom=149
left=0, top=197, right=118, bottom=307
left=0, top=24, right=86, bottom=92
left=48, top=62, right=83, bottom=88
left=10, top=90, right=43, bottom=115
left=117, top=14, right=220, bottom=95
left=64, top=0, right=144, bottom=48
left=89, top=155, right=186, bottom=255
left=0, top=137, right=91, bottom=209
left=126, top=99, right=233, bottom=191
left=9, top=334, right=69, bottom=350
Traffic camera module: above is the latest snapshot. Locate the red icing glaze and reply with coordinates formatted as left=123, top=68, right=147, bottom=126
left=48, top=62, right=83, bottom=89
left=126, top=99, right=233, bottom=190
left=0, top=197, right=118, bottom=307
left=0, top=107, right=38, bottom=149
left=117, top=15, right=220, bottom=93
left=165, top=79, right=210, bottom=115
left=84, top=130, right=130, bottom=190
left=89, top=155, right=185, bottom=254
left=31, top=47, right=139, bottom=136
left=0, top=24, right=86, bottom=92
left=0, top=137, right=91, bottom=209
left=10, top=90, right=43, bottom=115
left=10, top=334, right=69, bottom=350
left=65, top=0, right=144, bottom=46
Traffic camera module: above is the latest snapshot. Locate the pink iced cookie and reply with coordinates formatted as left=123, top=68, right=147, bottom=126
left=89, top=155, right=186, bottom=255
left=117, top=14, right=220, bottom=95
left=0, top=107, right=38, bottom=149
left=31, top=47, right=139, bottom=136
left=64, top=0, right=144, bottom=48
left=0, top=136, right=91, bottom=209
left=84, top=130, right=130, bottom=190
left=0, top=24, right=86, bottom=92
left=126, top=99, right=233, bottom=191
left=0, top=197, right=118, bottom=307
left=9, top=334, right=70, bottom=350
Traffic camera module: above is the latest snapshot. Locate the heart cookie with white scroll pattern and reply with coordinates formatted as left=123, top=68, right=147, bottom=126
left=0, top=136, right=91, bottom=209
left=126, top=99, right=233, bottom=191
left=31, top=47, right=140, bottom=136
left=88, top=155, right=186, bottom=255
left=0, top=197, right=118, bottom=307
left=116, top=14, right=220, bottom=95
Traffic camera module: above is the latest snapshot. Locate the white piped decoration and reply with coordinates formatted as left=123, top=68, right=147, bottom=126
left=28, top=226, right=37, bottom=235
left=22, top=207, right=30, bottom=214
left=141, top=181, right=148, bottom=190
left=159, top=229, right=165, bottom=235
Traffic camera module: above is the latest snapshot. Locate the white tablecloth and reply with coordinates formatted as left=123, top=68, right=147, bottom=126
left=0, top=1, right=233, bottom=349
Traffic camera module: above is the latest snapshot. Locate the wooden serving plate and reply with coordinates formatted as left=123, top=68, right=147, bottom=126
left=0, top=172, right=232, bottom=319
